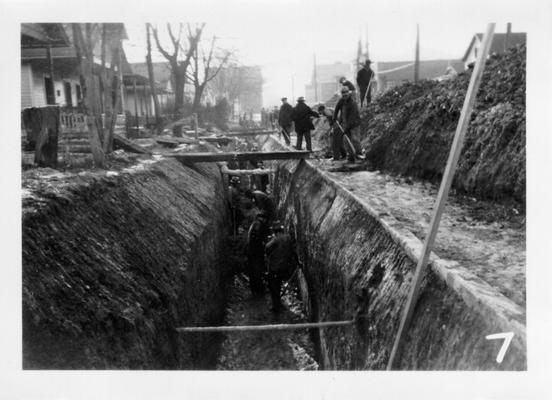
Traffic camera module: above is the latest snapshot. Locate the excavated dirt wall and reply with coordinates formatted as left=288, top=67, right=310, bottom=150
left=22, top=158, right=230, bottom=369
left=262, top=137, right=526, bottom=370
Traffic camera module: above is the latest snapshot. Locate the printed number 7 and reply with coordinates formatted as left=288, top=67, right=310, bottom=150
left=485, top=332, right=514, bottom=364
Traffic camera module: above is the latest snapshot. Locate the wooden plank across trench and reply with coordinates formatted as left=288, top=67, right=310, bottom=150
left=166, top=150, right=310, bottom=163
left=225, top=130, right=276, bottom=137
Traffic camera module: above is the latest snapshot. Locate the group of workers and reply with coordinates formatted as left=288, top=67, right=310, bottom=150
left=275, top=59, right=374, bottom=162
left=228, top=176, right=298, bottom=313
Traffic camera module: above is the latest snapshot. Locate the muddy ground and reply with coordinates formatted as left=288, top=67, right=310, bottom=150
left=309, top=159, right=526, bottom=310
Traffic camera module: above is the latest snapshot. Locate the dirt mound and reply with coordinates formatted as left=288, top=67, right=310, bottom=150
left=361, top=44, right=525, bottom=209
left=22, top=159, right=230, bottom=369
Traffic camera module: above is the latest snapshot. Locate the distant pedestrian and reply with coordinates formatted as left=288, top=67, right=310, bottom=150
left=247, top=212, right=270, bottom=295
left=278, top=97, right=293, bottom=145
left=265, top=222, right=298, bottom=312
left=333, top=87, right=363, bottom=162
left=245, top=189, right=275, bottom=220
left=291, top=96, right=319, bottom=151
left=356, top=59, right=374, bottom=107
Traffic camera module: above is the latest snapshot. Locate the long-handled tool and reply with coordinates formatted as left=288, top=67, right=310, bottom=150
left=335, top=121, right=357, bottom=162
left=280, top=126, right=291, bottom=145
left=362, top=74, right=374, bottom=107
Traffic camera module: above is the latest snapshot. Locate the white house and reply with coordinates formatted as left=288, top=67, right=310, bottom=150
left=462, top=32, right=526, bottom=68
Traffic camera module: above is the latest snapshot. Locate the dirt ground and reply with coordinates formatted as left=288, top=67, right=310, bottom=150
left=215, top=274, right=318, bottom=370
left=310, top=159, right=526, bottom=310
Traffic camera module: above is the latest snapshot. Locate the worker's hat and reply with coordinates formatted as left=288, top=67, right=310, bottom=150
left=297, top=96, right=305, bottom=102
left=365, top=59, right=372, bottom=65
left=281, top=97, right=288, bottom=101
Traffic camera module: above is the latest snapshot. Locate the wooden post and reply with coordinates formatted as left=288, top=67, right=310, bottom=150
left=313, top=54, right=318, bottom=103
left=386, top=23, right=495, bottom=370
left=194, top=113, right=198, bottom=140
left=133, top=77, right=139, bottom=131
left=118, top=50, right=125, bottom=113
left=45, top=45, right=56, bottom=105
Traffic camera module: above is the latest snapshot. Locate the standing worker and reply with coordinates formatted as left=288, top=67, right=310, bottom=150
left=247, top=212, right=271, bottom=296
left=356, top=59, right=374, bottom=107
left=291, top=96, right=319, bottom=152
left=333, top=87, right=363, bottom=162
left=278, top=97, right=293, bottom=145
left=265, top=222, right=298, bottom=312
left=228, top=176, right=242, bottom=236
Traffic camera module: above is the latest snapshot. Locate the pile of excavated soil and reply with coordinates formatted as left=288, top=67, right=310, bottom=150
left=361, top=44, right=525, bottom=208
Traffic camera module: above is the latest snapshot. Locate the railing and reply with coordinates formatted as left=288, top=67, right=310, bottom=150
left=60, top=111, right=87, bottom=134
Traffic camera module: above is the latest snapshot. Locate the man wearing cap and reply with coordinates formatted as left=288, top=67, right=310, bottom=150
left=265, top=222, right=298, bottom=312
left=244, top=189, right=275, bottom=221
left=247, top=212, right=270, bottom=295
left=333, top=87, right=362, bottom=162
left=339, top=77, right=356, bottom=94
left=278, top=97, right=293, bottom=145
left=356, top=60, right=374, bottom=107
left=291, top=96, right=319, bottom=151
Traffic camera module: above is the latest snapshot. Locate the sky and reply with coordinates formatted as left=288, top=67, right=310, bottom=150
left=120, top=0, right=536, bottom=108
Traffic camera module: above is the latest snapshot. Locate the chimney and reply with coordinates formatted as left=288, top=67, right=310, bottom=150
left=505, top=22, right=512, bottom=51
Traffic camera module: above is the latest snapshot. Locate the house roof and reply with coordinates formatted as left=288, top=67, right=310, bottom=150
left=462, top=32, right=526, bottom=61
left=311, top=62, right=352, bottom=84
left=129, top=62, right=173, bottom=87
left=21, top=23, right=71, bottom=48
left=376, top=59, right=465, bottom=82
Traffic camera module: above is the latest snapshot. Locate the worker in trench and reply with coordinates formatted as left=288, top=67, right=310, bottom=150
left=228, top=176, right=243, bottom=236
left=246, top=211, right=271, bottom=296
left=291, top=96, right=320, bottom=152
left=244, top=188, right=275, bottom=221
left=264, top=221, right=298, bottom=312
left=333, top=86, right=363, bottom=162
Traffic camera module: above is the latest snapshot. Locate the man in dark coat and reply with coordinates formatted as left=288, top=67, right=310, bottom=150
left=291, top=96, right=319, bottom=151
left=265, top=222, right=297, bottom=312
left=356, top=60, right=374, bottom=107
left=247, top=212, right=270, bottom=295
left=333, top=87, right=363, bottom=162
left=278, top=97, right=293, bottom=145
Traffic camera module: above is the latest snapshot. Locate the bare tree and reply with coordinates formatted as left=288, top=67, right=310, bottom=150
left=151, top=23, right=205, bottom=118
left=146, top=23, right=162, bottom=134
left=72, top=23, right=105, bottom=167
left=188, top=36, right=233, bottom=113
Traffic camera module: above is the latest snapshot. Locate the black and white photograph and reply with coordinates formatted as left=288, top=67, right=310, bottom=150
left=2, top=0, right=552, bottom=398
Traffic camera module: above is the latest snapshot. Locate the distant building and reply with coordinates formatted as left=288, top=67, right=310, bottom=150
left=375, top=59, right=465, bottom=93
left=462, top=32, right=526, bottom=68
left=305, top=62, right=352, bottom=104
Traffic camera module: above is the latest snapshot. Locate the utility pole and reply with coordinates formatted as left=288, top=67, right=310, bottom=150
left=414, top=24, right=420, bottom=82
left=313, top=54, right=318, bottom=103
left=505, top=22, right=512, bottom=51
left=291, top=75, right=295, bottom=103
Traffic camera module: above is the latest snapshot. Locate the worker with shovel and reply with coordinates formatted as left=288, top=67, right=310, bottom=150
left=333, top=86, right=363, bottom=163
left=265, top=221, right=298, bottom=312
